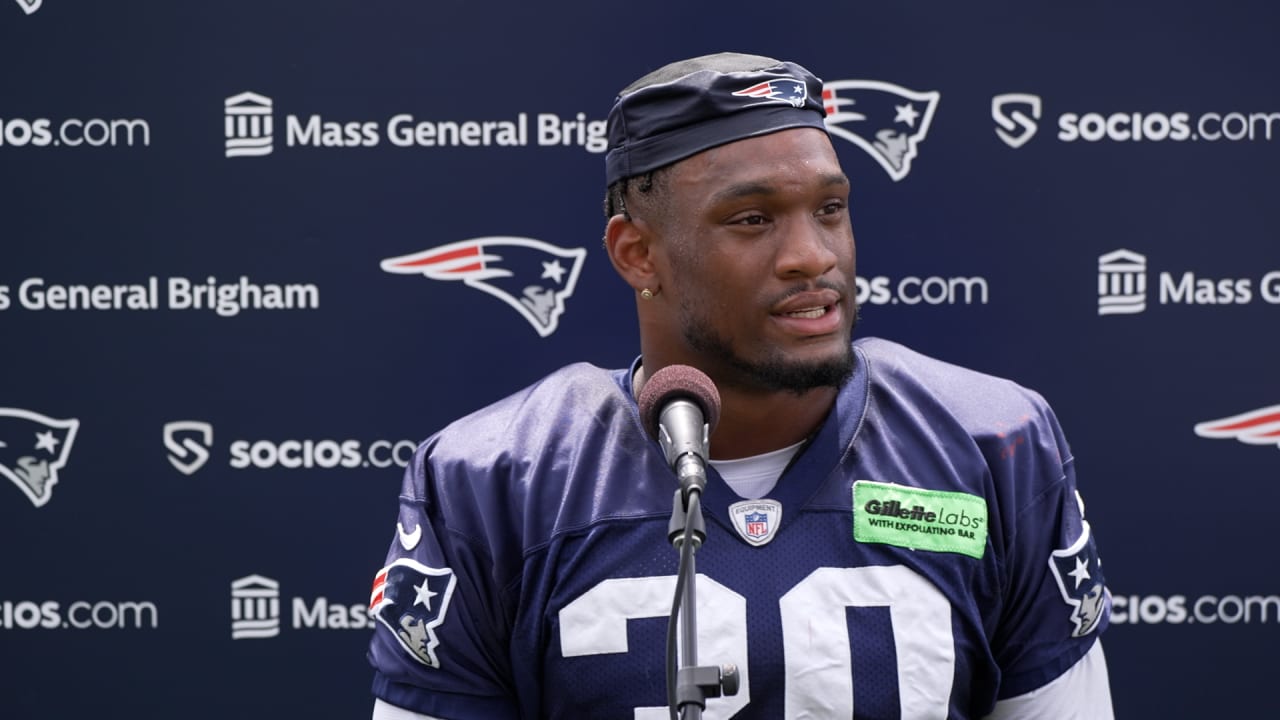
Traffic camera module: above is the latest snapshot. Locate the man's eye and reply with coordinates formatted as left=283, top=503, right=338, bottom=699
left=818, top=201, right=846, bottom=216
left=733, top=214, right=768, bottom=226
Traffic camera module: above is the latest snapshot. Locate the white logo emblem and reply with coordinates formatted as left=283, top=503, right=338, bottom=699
left=397, top=521, right=423, bottom=550
left=230, top=574, right=281, bottom=639
left=163, top=420, right=213, bottom=475
left=0, top=407, right=79, bottom=508
left=1098, top=249, right=1147, bottom=315
left=992, top=93, right=1042, bottom=149
left=15, top=0, right=41, bottom=13
left=381, top=236, right=587, bottom=337
left=728, top=499, right=783, bottom=547
left=823, top=79, right=940, bottom=182
left=225, top=91, right=274, bottom=158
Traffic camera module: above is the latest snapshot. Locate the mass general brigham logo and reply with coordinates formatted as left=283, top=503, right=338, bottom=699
left=225, top=92, right=274, bottom=158
left=1097, top=249, right=1147, bottom=315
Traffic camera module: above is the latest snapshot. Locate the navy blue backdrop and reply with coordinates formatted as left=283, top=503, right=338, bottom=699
left=3, top=1, right=1278, bottom=717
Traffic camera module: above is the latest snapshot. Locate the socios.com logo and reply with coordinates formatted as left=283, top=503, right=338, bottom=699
left=992, top=94, right=1042, bottom=149
left=995, top=93, right=1280, bottom=147
left=856, top=274, right=990, bottom=306
left=1112, top=593, right=1280, bottom=625
left=164, top=420, right=213, bottom=475
left=163, top=420, right=417, bottom=473
left=0, top=599, right=158, bottom=630
left=0, top=117, right=150, bottom=148
left=229, top=437, right=416, bottom=470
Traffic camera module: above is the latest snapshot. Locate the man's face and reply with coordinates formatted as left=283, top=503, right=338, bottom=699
left=653, top=128, right=857, bottom=393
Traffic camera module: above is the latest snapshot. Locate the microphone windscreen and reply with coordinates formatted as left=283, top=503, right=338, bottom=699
left=637, top=364, right=722, bottom=441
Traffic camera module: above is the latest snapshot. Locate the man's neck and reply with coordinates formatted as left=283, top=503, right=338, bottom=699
left=633, top=364, right=837, bottom=460
left=709, top=384, right=837, bottom=459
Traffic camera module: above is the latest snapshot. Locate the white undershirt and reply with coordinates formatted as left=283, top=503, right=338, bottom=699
left=708, top=440, right=805, bottom=499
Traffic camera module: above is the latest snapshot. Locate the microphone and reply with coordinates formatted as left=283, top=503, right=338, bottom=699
left=638, top=365, right=722, bottom=500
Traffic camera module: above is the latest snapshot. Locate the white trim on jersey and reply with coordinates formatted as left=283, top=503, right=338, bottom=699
left=372, top=642, right=1112, bottom=720
left=372, top=698, right=446, bottom=720
left=984, top=641, right=1114, bottom=720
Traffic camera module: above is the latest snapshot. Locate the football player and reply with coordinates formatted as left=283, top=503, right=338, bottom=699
left=368, top=52, right=1113, bottom=719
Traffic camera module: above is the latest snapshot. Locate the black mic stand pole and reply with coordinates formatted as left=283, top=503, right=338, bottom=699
left=665, top=443, right=739, bottom=720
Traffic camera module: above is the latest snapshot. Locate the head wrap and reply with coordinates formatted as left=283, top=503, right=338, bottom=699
left=604, top=52, right=829, bottom=186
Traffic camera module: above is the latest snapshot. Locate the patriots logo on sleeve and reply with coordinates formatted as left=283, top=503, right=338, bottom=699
left=822, top=79, right=940, bottom=181
left=731, top=78, right=808, bottom=108
left=1048, top=521, right=1108, bottom=637
left=1193, top=405, right=1280, bottom=449
left=370, top=558, right=458, bottom=668
left=0, top=408, right=79, bottom=508
left=381, top=236, right=586, bottom=338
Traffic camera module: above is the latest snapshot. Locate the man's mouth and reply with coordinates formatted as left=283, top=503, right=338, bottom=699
left=782, top=306, right=829, bottom=319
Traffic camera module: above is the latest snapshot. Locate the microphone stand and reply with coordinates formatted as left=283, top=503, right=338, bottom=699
left=663, top=431, right=739, bottom=720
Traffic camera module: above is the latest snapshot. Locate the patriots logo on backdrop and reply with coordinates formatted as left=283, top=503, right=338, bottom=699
left=731, top=78, right=808, bottom=108
left=1193, top=405, right=1280, bottom=450
left=0, top=408, right=79, bottom=508
left=15, top=0, right=42, bottom=15
left=822, top=80, right=940, bottom=181
left=370, top=558, right=458, bottom=667
left=381, top=236, right=587, bottom=338
left=1048, top=521, right=1108, bottom=637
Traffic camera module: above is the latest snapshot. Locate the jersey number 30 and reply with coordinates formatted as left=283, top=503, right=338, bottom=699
left=560, top=565, right=955, bottom=719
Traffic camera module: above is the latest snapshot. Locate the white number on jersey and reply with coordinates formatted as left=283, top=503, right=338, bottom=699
left=559, top=565, right=955, bottom=719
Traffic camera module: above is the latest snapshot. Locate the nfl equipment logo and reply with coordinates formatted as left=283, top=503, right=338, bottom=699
left=729, top=500, right=783, bottom=547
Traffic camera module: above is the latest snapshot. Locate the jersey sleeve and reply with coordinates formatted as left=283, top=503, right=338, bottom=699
left=367, top=440, right=520, bottom=719
left=985, top=398, right=1112, bottom=699
left=984, top=641, right=1114, bottom=719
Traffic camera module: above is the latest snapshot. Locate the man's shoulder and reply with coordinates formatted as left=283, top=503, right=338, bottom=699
left=853, top=336, right=1058, bottom=434
left=434, top=362, right=630, bottom=446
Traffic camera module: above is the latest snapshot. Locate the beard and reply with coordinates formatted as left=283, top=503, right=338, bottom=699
left=680, top=299, right=859, bottom=394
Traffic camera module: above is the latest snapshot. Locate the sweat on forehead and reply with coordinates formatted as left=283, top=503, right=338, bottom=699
left=604, top=52, right=830, bottom=187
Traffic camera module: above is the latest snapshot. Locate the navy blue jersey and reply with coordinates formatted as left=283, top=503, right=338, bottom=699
left=368, top=337, right=1109, bottom=719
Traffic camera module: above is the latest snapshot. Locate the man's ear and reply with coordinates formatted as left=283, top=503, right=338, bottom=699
left=604, top=214, right=658, bottom=292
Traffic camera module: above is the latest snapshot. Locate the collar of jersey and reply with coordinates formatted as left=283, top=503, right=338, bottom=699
left=622, top=347, right=870, bottom=539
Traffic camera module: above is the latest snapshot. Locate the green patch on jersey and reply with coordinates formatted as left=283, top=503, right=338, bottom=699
left=853, top=480, right=989, bottom=559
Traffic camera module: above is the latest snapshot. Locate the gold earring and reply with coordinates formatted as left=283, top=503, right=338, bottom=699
left=640, top=288, right=654, bottom=299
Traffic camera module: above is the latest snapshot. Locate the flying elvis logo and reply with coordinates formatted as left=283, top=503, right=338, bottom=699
left=1194, top=405, right=1280, bottom=450
left=381, top=237, right=586, bottom=338
left=15, top=0, right=41, bottom=14
left=370, top=559, right=458, bottom=668
left=0, top=408, right=79, bottom=507
left=732, top=78, right=808, bottom=108
left=822, top=80, right=940, bottom=181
